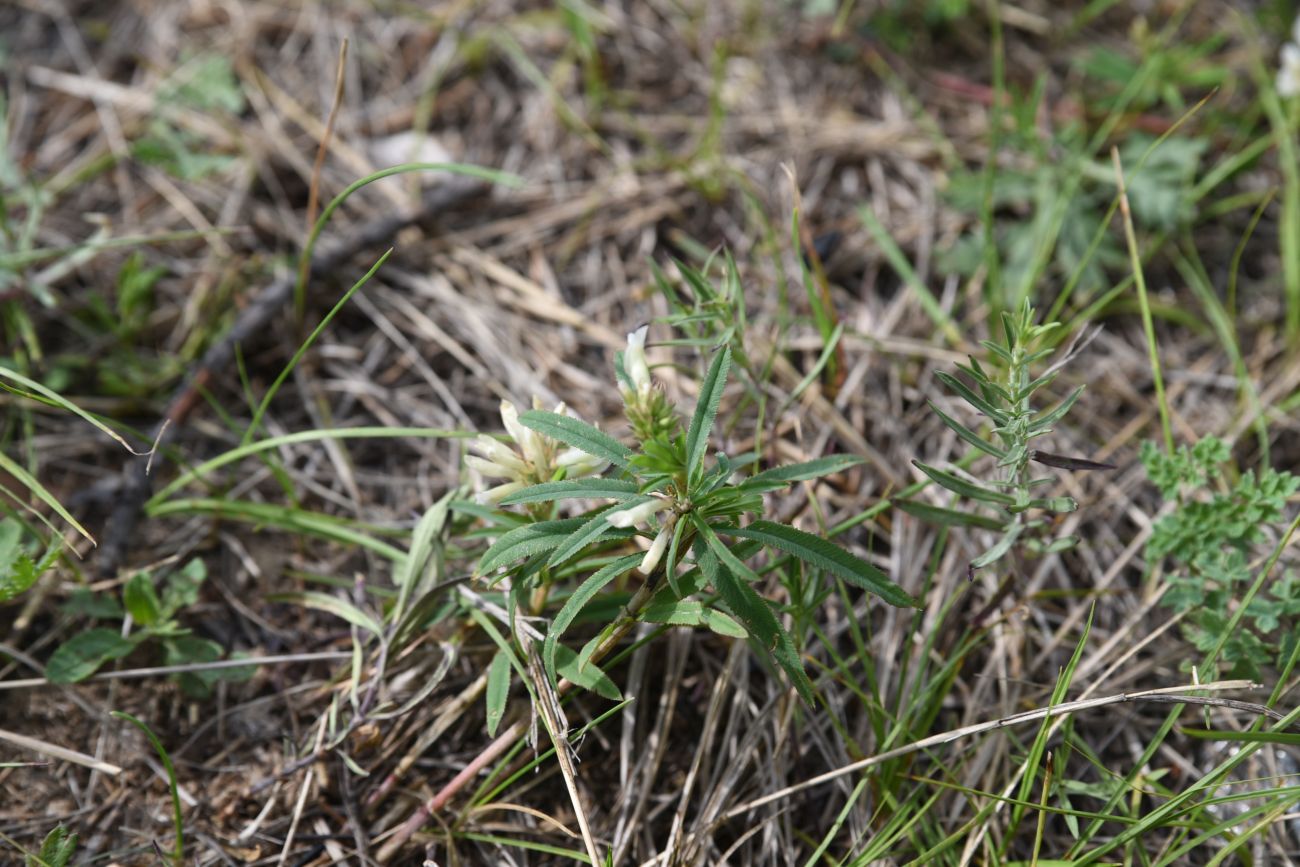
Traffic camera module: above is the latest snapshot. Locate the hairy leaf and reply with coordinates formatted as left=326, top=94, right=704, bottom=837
left=518, top=410, right=632, bottom=468
left=719, top=520, right=918, bottom=608
left=740, top=454, right=865, bottom=492
left=499, top=478, right=639, bottom=505
left=685, top=345, right=731, bottom=482
left=478, top=518, right=587, bottom=574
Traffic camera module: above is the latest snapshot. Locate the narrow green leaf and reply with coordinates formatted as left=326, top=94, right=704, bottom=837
left=1029, top=385, right=1085, bottom=432
left=685, top=345, right=731, bottom=481
left=485, top=649, right=511, bottom=736
left=772, top=629, right=816, bottom=705
left=0, top=451, right=95, bottom=546
left=702, top=537, right=777, bottom=648
left=697, top=522, right=815, bottom=703
left=719, top=519, right=918, bottom=608
left=893, top=499, right=1006, bottom=530
left=32, top=825, right=78, bottom=867
left=394, top=492, right=453, bottom=625
left=970, top=524, right=1023, bottom=569
left=478, top=518, right=586, bottom=574
left=663, top=509, right=689, bottom=597
left=555, top=644, right=622, bottom=700
left=546, top=507, right=632, bottom=568
left=912, top=460, right=1017, bottom=506
left=934, top=371, right=1009, bottom=423
left=702, top=608, right=748, bottom=638
left=544, top=554, right=641, bottom=685
left=1009, top=496, right=1078, bottom=514
left=46, top=629, right=137, bottom=683
left=499, top=478, right=639, bottom=506
left=518, top=410, right=632, bottom=468
left=1043, top=535, right=1079, bottom=554
left=123, top=573, right=162, bottom=627
left=268, top=591, right=384, bottom=637
left=740, top=455, right=865, bottom=492
left=927, top=401, right=1007, bottom=459
left=640, top=599, right=747, bottom=637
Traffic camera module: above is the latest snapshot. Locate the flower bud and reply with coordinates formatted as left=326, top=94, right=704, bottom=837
left=639, top=523, right=672, bottom=575
left=606, top=498, right=668, bottom=528
left=625, top=325, right=652, bottom=396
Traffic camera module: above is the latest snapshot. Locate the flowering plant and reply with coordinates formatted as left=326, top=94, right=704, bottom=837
left=470, top=325, right=918, bottom=705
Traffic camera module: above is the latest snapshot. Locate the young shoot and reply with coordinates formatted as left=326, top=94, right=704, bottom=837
left=903, top=301, right=1112, bottom=575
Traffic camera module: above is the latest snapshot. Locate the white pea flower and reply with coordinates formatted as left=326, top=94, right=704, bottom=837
left=470, top=398, right=607, bottom=505
left=1280, top=42, right=1300, bottom=98
left=478, top=480, right=528, bottom=505
left=624, top=325, right=652, bottom=397
left=638, top=513, right=677, bottom=576
left=557, top=447, right=608, bottom=478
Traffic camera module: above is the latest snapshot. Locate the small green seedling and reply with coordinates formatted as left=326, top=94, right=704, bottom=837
left=49, top=558, right=253, bottom=695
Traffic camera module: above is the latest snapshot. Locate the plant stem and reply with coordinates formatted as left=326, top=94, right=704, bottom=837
left=375, top=576, right=662, bottom=861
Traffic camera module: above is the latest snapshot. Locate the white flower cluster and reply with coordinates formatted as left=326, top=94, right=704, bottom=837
left=469, top=399, right=607, bottom=504
left=1280, top=16, right=1300, bottom=98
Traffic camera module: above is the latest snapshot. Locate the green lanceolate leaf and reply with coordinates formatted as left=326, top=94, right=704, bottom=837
left=719, top=519, right=918, bottom=608
left=640, top=598, right=747, bottom=637
left=544, top=553, right=642, bottom=686
left=478, top=518, right=587, bottom=574
left=499, top=478, right=640, bottom=506
left=47, top=629, right=138, bottom=683
left=685, top=344, right=731, bottom=483
left=485, top=649, right=511, bottom=737
left=696, top=522, right=815, bottom=703
left=934, top=371, right=1010, bottom=424
left=1028, top=385, right=1084, bottom=432
left=927, top=401, right=1007, bottom=459
left=1008, top=496, right=1078, bottom=514
left=912, top=460, right=1017, bottom=507
left=518, top=410, right=633, bottom=468
left=970, top=523, right=1024, bottom=569
left=123, top=572, right=163, bottom=627
left=547, top=507, right=632, bottom=568
left=31, top=825, right=79, bottom=867
left=269, top=591, right=385, bottom=637
left=555, top=644, right=622, bottom=700
left=740, top=454, right=866, bottom=492
left=893, top=499, right=1006, bottom=530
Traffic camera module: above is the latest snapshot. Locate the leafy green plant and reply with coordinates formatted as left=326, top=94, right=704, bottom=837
left=1141, top=435, right=1300, bottom=678
left=132, top=54, right=244, bottom=181
left=468, top=323, right=918, bottom=706
left=47, top=558, right=253, bottom=695
left=902, top=302, right=1110, bottom=573
left=0, top=518, right=59, bottom=603
left=24, top=826, right=77, bottom=867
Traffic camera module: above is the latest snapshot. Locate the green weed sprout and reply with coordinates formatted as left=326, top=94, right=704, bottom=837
left=904, top=301, right=1111, bottom=574
left=469, top=325, right=918, bottom=705
left=45, top=558, right=253, bottom=695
